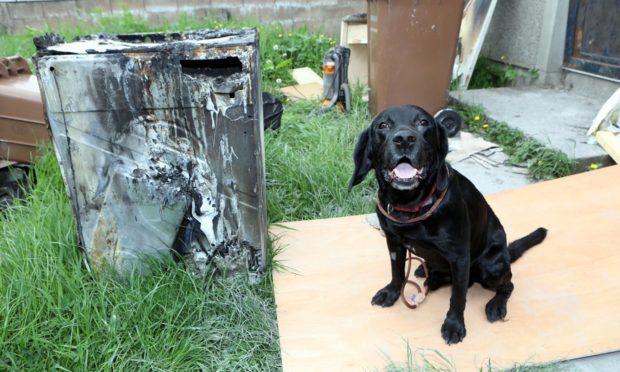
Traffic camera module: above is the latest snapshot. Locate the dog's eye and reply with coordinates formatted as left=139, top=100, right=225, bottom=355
left=419, top=119, right=429, bottom=127
left=378, top=122, right=390, bottom=129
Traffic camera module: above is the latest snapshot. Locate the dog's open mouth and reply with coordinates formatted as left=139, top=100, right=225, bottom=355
left=387, top=159, right=425, bottom=189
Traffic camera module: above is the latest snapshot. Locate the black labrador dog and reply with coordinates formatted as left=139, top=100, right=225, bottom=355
left=349, top=105, right=546, bottom=344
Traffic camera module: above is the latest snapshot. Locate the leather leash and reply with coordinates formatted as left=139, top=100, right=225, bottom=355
left=401, top=248, right=429, bottom=309
left=375, top=178, right=450, bottom=308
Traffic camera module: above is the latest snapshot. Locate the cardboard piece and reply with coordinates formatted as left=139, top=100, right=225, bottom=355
left=272, top=166, right=620, bottom=371
left=290, top=67, right=323, bottom=85
left=447, top=131, right=499, bottom=163
left=344, top=24, right=368, bottom=44
left=280, top=83, right=323, bottom=101
left=340, top=15, right=368, bottom=86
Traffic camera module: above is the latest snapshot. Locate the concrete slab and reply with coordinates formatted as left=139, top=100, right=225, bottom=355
left=450, top=87, right=613, bottom=168
left=561, top=352, right=620, bottom=372
left=450, top=149, right=532, bottom=195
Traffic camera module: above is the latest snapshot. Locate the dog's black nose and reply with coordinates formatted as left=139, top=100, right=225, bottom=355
left=393, top=130, right=417, bottom=147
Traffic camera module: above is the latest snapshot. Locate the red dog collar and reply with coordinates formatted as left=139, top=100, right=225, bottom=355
left=376, top=184, right=448, bottom=224
left=389, top=183, right=437, bottom=214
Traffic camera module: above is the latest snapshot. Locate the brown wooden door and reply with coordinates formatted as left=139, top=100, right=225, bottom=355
left=564, top=0, right=620, bottom=80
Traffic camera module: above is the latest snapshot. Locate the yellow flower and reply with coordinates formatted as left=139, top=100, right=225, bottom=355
left=590, top=163, right=600, bottom=170
left=537, top=160, right=544, bottom=166
left=474, top=115, right=480, bottom=121
left=278, top=33, right=283, bottom=38
left=288, top=33, right=293, bottom=37
left=482, top=123, right=489, bottom=129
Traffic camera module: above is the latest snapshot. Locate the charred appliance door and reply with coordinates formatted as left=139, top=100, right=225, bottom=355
left=34, top=30, right=267, bottom=279
left=564, top=0, right=620, bottom=80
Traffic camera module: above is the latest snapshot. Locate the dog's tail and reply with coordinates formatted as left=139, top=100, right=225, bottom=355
left=508, top=227, right=547, bottom=263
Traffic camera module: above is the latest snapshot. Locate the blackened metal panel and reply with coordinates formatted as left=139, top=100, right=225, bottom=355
left=34, top=29, right=266, bottom=279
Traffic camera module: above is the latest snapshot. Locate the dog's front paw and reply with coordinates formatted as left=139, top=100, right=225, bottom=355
left=371, top=284, right=401, bottom=307
left=441, top=316, right=466, bottom=344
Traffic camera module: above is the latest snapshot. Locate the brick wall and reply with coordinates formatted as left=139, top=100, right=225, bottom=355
left=0, top=0, right=365, bottom=36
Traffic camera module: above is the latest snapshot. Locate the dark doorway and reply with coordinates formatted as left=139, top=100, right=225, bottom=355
left=564, top=0, right=620, bottom=80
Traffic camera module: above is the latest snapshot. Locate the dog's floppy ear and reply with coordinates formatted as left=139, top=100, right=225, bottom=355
left=434, top=110, right=457, bottom=191
left=348, top=126, right=373, bottom=191
left=433, top=111, right=451, bottom=162
left=434, top=108, right=461, bottom=138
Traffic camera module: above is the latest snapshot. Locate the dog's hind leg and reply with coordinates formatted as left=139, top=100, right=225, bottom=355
left=426, top=271, right=452, bottom=290
left=414, top=264, right=451, bottom=290
left=485, top=277, right=514, bottom=322
left=413, top=252, right=452, bottom=290
left=476, top=243, right=515, bottom=322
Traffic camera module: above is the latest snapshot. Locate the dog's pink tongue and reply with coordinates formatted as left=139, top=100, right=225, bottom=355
left=393, top=163, right=418, bottom=179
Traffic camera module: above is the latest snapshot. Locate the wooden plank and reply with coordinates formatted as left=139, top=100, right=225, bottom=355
left=272, top=166, right=620, bottom=371
left=595, top=131, right=620, bottom=163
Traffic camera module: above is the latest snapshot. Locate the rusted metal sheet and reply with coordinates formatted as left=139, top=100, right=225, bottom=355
left=34, top=30, right=267, bottom=280
left=0, top=55, right=49, bottom=163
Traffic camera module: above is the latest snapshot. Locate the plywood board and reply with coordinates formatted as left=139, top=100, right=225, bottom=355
left=272, top=166, right=620, bottom=371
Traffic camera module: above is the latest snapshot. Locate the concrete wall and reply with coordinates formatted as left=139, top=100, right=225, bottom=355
left=482, top=0, right=546, bottom=69
left=481, top=0, right=569, bottom=86
left=0, top=0, right=365, bottom=36
left=481, top=0, right=619, bottom=96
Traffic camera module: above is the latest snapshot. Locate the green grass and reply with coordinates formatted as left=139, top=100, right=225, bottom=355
left=381, top=343, right=456, bottom=372
left=0, top=12, right=300, bottom=371
left=467, top=57, right=539, bottom=89
left=380, top=342, right=565, bottom=371
left=265, top=90, right=375, bottom=222
left=0, top=148, right=280, bottom=370
left=0, top=10, right=573, bottom=371
left=0, top=99, right=374, bottom=370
